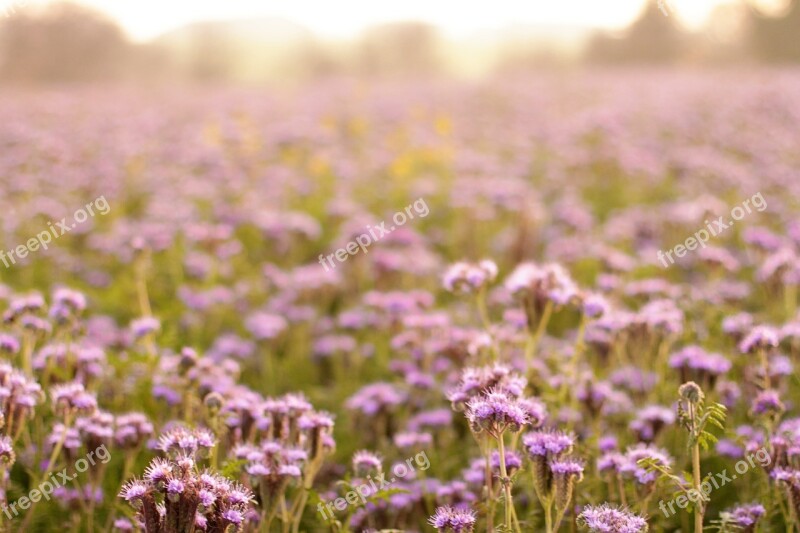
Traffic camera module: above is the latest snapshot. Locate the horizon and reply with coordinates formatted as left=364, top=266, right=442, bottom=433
left=3, top=0, right=756, bottom=42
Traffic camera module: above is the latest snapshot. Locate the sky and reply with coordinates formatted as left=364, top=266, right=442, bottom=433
left=2, top=0, right=772, bottom=41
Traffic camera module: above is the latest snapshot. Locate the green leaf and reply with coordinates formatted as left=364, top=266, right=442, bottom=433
left=219, top=458, right=247, bottom=477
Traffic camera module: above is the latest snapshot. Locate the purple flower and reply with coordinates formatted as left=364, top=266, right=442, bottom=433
left=428, top=505, right=477, bottom=533
left=465, top=389, right=529, bottom=435
left=490, top=450, right=522, bottom=475
left=551, top=459, right=584, bottom=512
left=669, top=346, right=731, bottom=382
left=394, top=431, right=433, bottom=450
left=442, top=260, right=498, bottom=294
left=0, top=335, right=19, bottom=354
left=112, top=518, right=135, bottom=531
left=739, top=325, right=780, bottom=354
left=750, top=389, right=784, bottom=417
left=582, top=293, right=610, bottom=318
left=523, top=430, right=575, bottom=458
left=144, top=458, right=173, bottom=483
left=407, top=408, right=453, bottom=430
left=629, top=405, right=675, bottom=442
left=550, top=459, right=584, bottom=476
left=221, top=508, right=244, bottom=525
left=352, top=450, right=382, bottom=474
left=0, top=435, right=15, bottom=465
left=50, top=382, right=97, bottom=415
left=447, top=364, right=527, bottom=410
left=245, top=312, right=287, bottom=341
left=158, top=426, right=216, bottom=457
left=167, top=479, right=185, bottom=495
left=130, top=317, right=160, bottom=339
left=721, top=503, right=765, bottom=531
left=505, top=262, right=579, bottom=309
left=722, top=312, right=754, bottom=339
left=620, top=444, right=672, bottom=485
left=578, top=504, right=648, bottom=532
left=198, top=489, right=216, bottom=507
left=345, top=383, right=406, bottom=416
left=597, top=452, right=627, bottom=474
left=118, top=480, right=148, bottom=502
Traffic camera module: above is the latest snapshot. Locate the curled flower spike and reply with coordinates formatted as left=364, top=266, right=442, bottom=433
left=551, top=459, right=584, bottom=513
left=678, top=381, right=704, bottom=403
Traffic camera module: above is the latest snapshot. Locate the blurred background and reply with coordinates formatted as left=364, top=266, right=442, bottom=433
left=0, top=0, right=798, bottom=85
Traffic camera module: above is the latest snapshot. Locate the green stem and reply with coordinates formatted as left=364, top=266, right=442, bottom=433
left=690, top=403, right=704, bottom=533
left=483, top=437, right=495, bottom=533
left=135, top=255, right=152, bottom=318
left=563, top=315, right=587, bottom=407
left=528, top=301, right=553, bottom=368
left=617, top=475, right=627, bottom=507
left=497, top=434, right=513, bottom=532
left=20, top=330, right=34, bottom=376
left=476, top=287, right=499, bottom=362
left=21, top=413, right=72, bottom=529
left=544, top=499, right=553, bottom=533
left=758, top=348, right=771, bottom=389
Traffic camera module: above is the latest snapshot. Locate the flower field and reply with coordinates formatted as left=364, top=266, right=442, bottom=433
left=1, top=71, right=800, bottom=532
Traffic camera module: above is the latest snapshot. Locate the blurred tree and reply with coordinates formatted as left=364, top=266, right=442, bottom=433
left=356, top=22, right=443, bottom=77
left=0, top=2, right=131, bottom=82
left=700, top=2, right=751, bottom=64
left=585, top=0, right=684, bottom=64
left=288, top=40, right=344, bottom=81
left=184, top=22, right=236, bottom=82
left=748, top=0, right=800, bottom=62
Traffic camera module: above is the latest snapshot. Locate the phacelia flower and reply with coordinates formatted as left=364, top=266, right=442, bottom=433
left=465, top=389, right=529, bottom=436
left=739, top=325, right=780, bottom=354
left=442, top=260, right=498, bottom=294
left=578, top=504, right=648, bottom=532
left=428, top=505, right=477, bottom=533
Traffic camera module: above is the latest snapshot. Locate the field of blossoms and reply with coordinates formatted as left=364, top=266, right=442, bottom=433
left=0, top=71, right=799, bottom=533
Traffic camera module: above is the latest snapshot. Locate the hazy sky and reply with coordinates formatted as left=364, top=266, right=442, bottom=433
left=6, top=0, right=754, bottom=40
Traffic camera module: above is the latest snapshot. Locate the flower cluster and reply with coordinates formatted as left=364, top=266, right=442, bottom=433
left=120, top=455, right=254, bottom=532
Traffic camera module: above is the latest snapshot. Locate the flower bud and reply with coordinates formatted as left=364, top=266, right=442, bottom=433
left=678, top=381, right=704, bottom=403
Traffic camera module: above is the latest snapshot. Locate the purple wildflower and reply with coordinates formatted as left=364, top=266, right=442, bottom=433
left=578, top=504, right=648, bottom=532
left=428, top=505, right=477, bottom=533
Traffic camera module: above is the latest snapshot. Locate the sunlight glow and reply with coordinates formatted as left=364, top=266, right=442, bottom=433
left=20, top=0, right=733, bottom=41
